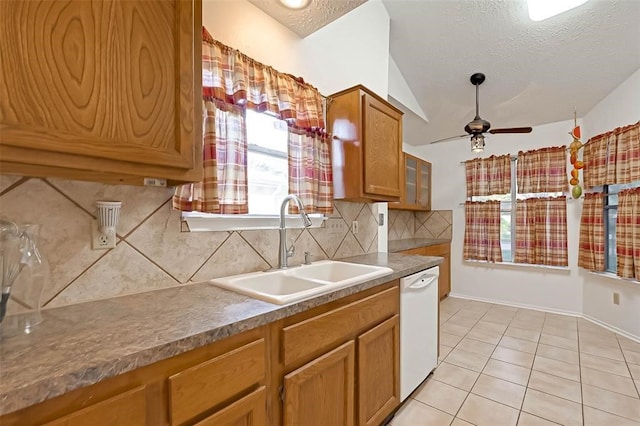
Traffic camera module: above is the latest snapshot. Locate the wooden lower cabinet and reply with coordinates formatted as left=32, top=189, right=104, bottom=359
left=195, top=386, right=267, bottom=426
left=2, top=282, right=401, bottom=426
left=283, top=341, right=355, bottom=426
left=358, top=315, right=400, bottom=426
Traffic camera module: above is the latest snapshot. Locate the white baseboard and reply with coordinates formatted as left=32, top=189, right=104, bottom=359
left=447, top=292, right=640, bottom=343
left=581, top=314, right=640, bottom=344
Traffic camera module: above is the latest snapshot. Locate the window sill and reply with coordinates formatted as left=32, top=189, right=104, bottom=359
left=182, top=213, right=326, bottom=232
left=464, top=260, right=571, bottom=272
left=586, top=270, right=639, bottom=285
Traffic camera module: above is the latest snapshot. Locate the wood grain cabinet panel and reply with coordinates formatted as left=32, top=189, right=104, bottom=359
left=283, top=341, right=355, bottom=426
left=282, top=286, right=399, bottom=367
left=44, top=386, right=147, bottom=426
left=168, top=338, right=265, bottom=425
left=328, top=85, right=403, bottom=202
left=0, top=0, right=202, bottom=185
left=357, top=315, right=400, bottom=426
left=194, top=386, right=267, bottom=426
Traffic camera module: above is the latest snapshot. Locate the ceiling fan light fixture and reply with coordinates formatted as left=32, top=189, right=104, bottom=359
left=527, top=0, right=589, bottom=21
left=471, top=134, right=485, bottom=153
left=279, top=0, right=311, bottom=9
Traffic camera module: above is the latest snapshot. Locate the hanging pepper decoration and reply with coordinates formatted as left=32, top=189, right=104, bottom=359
left=569, top=112, right=584, bottom=198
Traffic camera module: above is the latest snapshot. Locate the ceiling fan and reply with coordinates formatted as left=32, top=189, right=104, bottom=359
left=430, top=73, right=533, bottom=152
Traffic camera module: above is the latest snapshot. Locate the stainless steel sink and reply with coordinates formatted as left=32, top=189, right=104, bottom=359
left=209, top=261, right=393, bottom=305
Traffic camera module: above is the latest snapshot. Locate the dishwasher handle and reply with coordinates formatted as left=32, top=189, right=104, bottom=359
left=407, top=274, right=438, bottom=289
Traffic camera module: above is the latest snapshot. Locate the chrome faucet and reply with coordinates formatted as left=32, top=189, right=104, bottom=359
left=277, top=194, right=313, bottom=269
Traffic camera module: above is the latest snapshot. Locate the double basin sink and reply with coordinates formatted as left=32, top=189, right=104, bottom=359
left=209, top=260, right=393, bottom=305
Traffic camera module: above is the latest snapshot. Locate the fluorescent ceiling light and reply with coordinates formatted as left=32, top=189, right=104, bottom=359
left=527, top=0, right=588, bottom=21
left=280, top=0, right=310, bottom=9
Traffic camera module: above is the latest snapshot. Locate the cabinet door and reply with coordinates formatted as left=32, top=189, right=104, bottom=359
left=362, top=93, right=402, bottom=198
left=405, top=156, right=418, bottom=206
left=195, top=386, right=266, bottom=426
left=418, top=160, right=432, bottom=210
left=283, top=341, right=355, bottom=426
left=45, top=386, right=146, bottom=426
left=357, top=315, right=400, bottom=426
left=0, top=0, right=200, bottom=180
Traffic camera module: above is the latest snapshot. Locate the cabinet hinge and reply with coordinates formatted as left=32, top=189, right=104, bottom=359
left=279, top=385, right=285, bottom=402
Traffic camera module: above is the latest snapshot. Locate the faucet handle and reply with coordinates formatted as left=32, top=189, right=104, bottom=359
left=304, top=251, right=312, bottom=265
left=286, top=238, right=296, bottom=258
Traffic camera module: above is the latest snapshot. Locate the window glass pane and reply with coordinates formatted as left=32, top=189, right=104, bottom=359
left=247, top=152, right=288, bottom=214
left=246, top=110, right=289, bottom=215
left=607, top=208, right=617, bottom=272
left=500, top=212, right=512, bottom=262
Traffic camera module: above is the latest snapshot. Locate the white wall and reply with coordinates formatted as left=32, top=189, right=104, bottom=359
left=202, top=0, right=390, bottom=97
left=581, top=68, right=640, bottom=338
left=418, top=120, right=585, bottom=315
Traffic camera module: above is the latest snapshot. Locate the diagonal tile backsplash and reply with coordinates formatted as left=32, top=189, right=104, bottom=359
left=389, top=209, right=453, bottom=241
left=0, top=176, right=381, bottom=313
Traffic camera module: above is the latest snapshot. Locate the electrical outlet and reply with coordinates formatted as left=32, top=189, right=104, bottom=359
left=325, top=218, right=345, bottom=234
left=92, top=221, right=116, bottom=250
left=352, top=220, right=359, bottom=234
left=613, top=292, right=620, bottom=305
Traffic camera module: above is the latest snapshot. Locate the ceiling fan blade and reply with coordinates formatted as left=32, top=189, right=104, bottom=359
left=488, top=127, right=533, bottom=134
left=430, top=134, right=469, bottom=144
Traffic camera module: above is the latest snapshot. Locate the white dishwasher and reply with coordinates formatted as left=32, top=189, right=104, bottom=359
left=400, top=266, right=439, bottom=401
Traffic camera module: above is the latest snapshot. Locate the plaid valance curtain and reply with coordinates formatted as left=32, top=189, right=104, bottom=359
left=201, top=28, right=324, bottom=130
left=465, top=155, right=511, bottom=197
left=174, top=27, right=332, bottom=214
left=463, top=201, right=503, bottom=262
left=577, top=193, right=605, bottom=272
left=583, top=122, right=640, bottom=188
left=514, top=196, right=568, bottom=267
left=617, top=187, right=640, bottom=280
left=517, top=146, right=567, bottom=193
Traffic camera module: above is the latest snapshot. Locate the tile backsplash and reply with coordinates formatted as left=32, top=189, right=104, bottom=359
left=0, top=175, right=379, bottom=313
left=388, top=209, right=453, bottom=241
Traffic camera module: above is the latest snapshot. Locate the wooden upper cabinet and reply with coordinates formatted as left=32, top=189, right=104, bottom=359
left=0, top=0, right=203, bottom=186
left=328, top=85, right=403, bottom=202
left=391, top=153, right=432, bottom=211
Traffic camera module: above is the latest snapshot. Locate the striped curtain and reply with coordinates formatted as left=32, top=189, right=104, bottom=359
left=517, top=146, right=567, bottom=193
left=465, top=155, right=511, bottom=197
left=616, top=187, right=640, bottom=279
left=577, top=193, right=605, bottom=271
left=173, top=101, right=248, bottom=214
left=463, top=201, right=503, bottom=262
left=288, top=128, right=333, bottom=214
left=584, top=122, right=640, bottom=188
left=514, top=196, right=568, bottom=266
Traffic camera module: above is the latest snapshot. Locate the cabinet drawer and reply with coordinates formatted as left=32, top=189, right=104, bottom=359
left=45, top=386, right=146, bottom=426
left=168, top=338, right=265, bottom=425
left=283, top=286, right=399, bottom=367
left=194, top=386, right=266, bottom=426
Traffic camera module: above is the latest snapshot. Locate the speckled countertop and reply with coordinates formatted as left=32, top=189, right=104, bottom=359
left=0, top=252, right=441, bottom=415
left=388, top=238, right=451, bottom=253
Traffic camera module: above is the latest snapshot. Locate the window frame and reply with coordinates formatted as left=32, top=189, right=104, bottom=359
left=602, top=181, right=640, bottom=273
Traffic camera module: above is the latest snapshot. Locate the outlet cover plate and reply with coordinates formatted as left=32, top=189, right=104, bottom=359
left=92, top=221, right=116, bottom=250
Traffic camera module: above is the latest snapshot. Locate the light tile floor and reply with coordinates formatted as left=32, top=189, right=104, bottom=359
left=392, top=297, right=640, bottom=426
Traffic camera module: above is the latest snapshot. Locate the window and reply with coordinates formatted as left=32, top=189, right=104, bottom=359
left=603, top=181, right=640, bottom=273
left=246, top=109, right=289, bottom=215
left=471, top=158, right=563, bottom=264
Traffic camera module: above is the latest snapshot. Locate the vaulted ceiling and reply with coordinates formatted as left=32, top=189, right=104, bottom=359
left=247, top=0, right=640, bottom=146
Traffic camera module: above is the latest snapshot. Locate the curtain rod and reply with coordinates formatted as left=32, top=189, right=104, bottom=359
left=459, top=147, right=574, bottom=164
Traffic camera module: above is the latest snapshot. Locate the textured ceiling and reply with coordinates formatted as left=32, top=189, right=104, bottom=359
left=249, top=0, right=640, bottom=146
left=247, top=0, right=367, bottom=37
left=384, top=0, right=640, bottom=145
